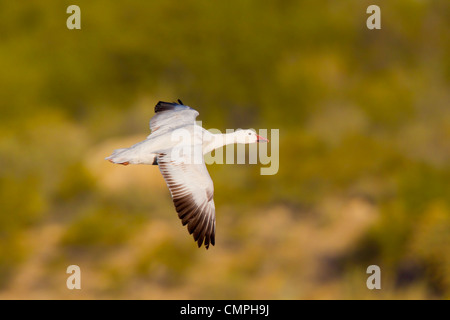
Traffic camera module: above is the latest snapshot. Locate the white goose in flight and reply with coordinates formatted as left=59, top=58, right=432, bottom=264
left=106, top=100, right=268, bottom=249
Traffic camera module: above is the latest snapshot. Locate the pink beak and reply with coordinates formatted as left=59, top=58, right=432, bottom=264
left=256, top=135, right=269, bottom=143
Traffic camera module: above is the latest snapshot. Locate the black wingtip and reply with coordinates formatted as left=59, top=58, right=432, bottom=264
left=155, top=101, right=178, bottom=113
left=200, top=241, right=211, bottom=249
left=200, top=237, right=214, bottom=249
left=154, top=100, right=185, bottom=113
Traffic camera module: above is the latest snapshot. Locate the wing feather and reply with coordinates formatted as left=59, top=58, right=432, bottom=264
left=149, top=101, right=199, bottom=134
left=157, top=152, right=216, bottom=249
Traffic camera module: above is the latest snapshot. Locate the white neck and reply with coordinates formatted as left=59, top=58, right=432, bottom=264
left=202, top=131, right=240, bottom=154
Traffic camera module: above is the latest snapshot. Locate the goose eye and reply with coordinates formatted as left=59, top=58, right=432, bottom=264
left=248, top=132, right=251, bottom=135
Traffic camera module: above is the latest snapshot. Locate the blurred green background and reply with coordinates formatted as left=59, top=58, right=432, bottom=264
left=0, top=0, right=449, bottom=299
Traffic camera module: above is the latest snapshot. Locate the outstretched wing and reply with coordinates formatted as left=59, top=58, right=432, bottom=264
left=149, top=101, right=199, bottom=134
left=157, top=152, right=216, bottom=249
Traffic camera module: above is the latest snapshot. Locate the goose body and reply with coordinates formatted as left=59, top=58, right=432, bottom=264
left=106, top=100, right=268, bottom=248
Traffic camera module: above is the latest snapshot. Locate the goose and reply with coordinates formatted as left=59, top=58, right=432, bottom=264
left=106, top=100, right=268, bottom=249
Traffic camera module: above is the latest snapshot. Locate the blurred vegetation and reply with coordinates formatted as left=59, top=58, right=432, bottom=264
left=0, top=0, right=449, bottom=299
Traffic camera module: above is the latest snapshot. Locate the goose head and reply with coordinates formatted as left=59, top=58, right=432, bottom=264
left=234, top=129, right=269, bottom=144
